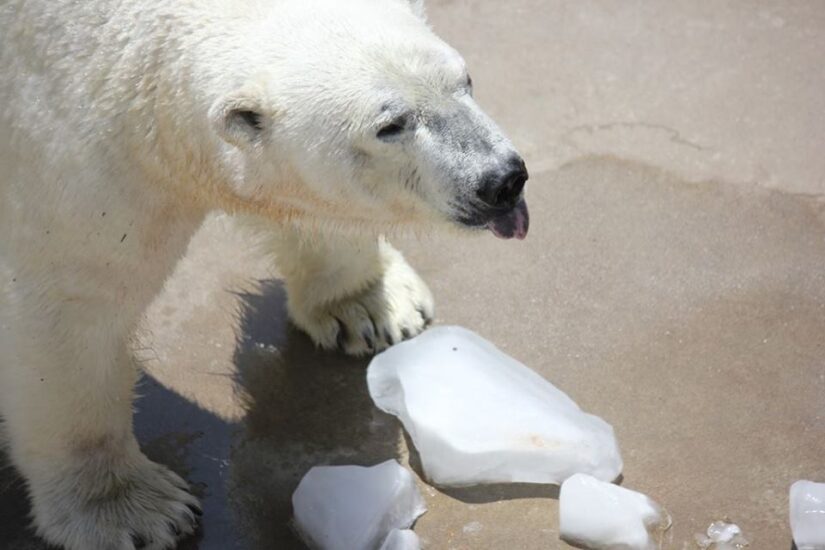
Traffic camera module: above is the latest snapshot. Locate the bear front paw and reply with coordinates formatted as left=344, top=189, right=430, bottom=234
left=31, top=451, right=201, bottom=550
left=289, top=256, right=434, bottom=356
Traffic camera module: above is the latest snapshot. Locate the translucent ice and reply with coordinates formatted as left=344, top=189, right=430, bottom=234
left=790, top=480, right=825, bottom=550
left=292, top=460, right=426, bottom=550
left=366, top=326, right=623, bottom=486
left=559, top=473, right=671, bottom=550
left=694, top=521, right=749, bottom=549
left=379, top=529, right=421, bottom=550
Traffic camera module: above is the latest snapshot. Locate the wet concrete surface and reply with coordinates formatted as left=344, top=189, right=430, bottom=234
left=3, top=1, right=825, bottom=549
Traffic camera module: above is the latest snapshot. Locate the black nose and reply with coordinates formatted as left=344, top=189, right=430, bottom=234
left=476, top=156, right=528, bottom=210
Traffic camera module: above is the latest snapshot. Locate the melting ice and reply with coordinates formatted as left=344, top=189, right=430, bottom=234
left=791, top=480, right=825, bottom=550
left=559, top=473, right=671, bottom=550
left=292, top=460, right=426, bottom=550
left=694, top=521, right=748, bottom=549
left=367, top=326, right=623, bottom=486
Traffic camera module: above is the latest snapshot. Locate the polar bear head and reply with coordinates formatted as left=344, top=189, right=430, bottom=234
left=209, top=0, right=528, bottom=239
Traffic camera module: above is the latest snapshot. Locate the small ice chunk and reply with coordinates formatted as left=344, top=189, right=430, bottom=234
left=292, top=460, right=426, bottom=550
left=790, top=480, right=825, bottom=550
left=559, top=473, right=671, bottom=550
left=694, top=521, right=749, bottom=549
left=367, top=326, right=622, bottom=486
left=379, top=529, right=421, bottom=550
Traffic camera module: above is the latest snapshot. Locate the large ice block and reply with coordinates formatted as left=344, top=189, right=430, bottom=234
left=292, top=460, right=426, bottom=550
left=559, top=473, right=671, bottom=550
left=791, top=480, right=825, bottom=550
left=366, top=326, right=623, bottom=486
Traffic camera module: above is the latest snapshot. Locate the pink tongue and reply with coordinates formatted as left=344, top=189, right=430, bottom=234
left=487, top=199, right=529, bottom=240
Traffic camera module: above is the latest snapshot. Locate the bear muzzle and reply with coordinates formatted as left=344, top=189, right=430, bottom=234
left=475, top=155, right=529, bottom=240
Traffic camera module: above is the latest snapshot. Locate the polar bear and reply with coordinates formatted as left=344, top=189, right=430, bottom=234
left=0, top=0, right=529, bottom=548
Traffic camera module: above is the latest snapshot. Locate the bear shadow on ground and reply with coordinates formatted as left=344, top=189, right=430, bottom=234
left=228, top=279, right=404, bottom=549
left=0, top=278, right=398, bottom=550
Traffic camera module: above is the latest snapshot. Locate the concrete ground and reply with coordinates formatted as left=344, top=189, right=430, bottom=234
left=2, top=0, right=824, bottom=548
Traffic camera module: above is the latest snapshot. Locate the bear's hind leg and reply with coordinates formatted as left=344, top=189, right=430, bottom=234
left=0, top=296, right=200, bottom=550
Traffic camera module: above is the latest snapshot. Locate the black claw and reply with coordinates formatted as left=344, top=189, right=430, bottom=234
left=367, top=313, right=378, bottom=336
left=416, top=306, right=434, bottom=326
left=169, top=521, right=181, bottom=537
left=334, top=317, right=348, bottom=350
left=362, top=330, right=374, bottom=351
left=188, top=503, right=203, bottom=517
left=131, top=533, right=147, bottom=548
left=401, top=328, right=412, bottom=340
left=383, top=329, right=395, bottom=346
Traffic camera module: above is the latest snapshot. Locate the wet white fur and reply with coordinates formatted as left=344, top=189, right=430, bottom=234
left=0, top=0, right=518, bottom=548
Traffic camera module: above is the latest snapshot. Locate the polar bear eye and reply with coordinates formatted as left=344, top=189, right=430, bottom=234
left=376, top=117, right=408, bottom=140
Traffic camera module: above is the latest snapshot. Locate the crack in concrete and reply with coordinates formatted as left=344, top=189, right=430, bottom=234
left=529, top=153, right=825, bottom=226
left=562, top=121, right=711, bottom=152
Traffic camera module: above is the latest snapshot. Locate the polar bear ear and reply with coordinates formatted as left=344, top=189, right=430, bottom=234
left=209, top=86, right=272, bottom=148
left=404, top=0, right=427, bottom=21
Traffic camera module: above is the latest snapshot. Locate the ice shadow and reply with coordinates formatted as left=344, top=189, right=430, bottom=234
left=440, top=483, right=560, bottom=503
left=402, top=431, right=562, bottom=503
left=228, top=279, right=403, bottom=549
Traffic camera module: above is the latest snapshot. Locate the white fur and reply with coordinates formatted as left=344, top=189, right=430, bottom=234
left=0, top=0, right=519, bottom=548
